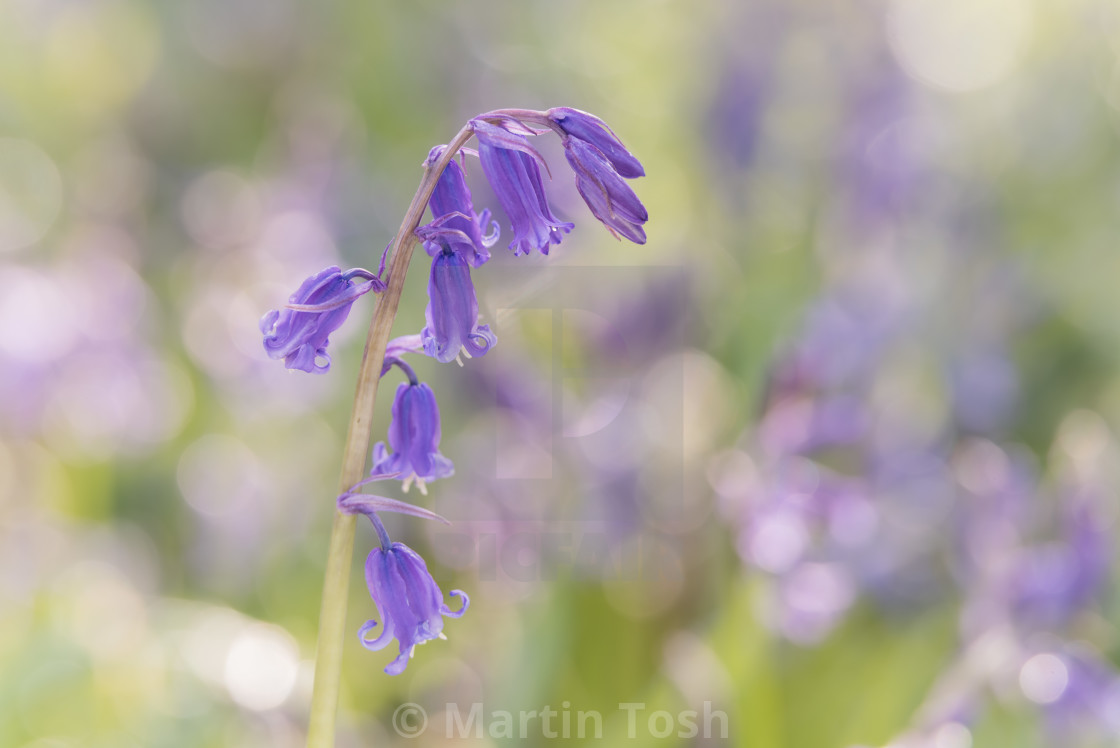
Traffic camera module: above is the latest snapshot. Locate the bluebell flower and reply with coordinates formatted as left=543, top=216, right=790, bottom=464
left=547, top=107, right=646, bottom=178
left=547, top=109, right=648, bottom=244
left=421, top=146, right=499, bottom=268
left=260, top=266, right=383, bottom=373
left=472, top=119, right=573, bottom=256
left=562, top=138, right=648, bottom=244
left=370, top=381, right=454, bottom=493
left=358, top=541, right=468, bottom=675
left=421, top=244, right=497, bottom=364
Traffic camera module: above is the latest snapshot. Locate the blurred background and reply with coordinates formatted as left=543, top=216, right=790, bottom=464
left=3, top=0, right=1120, bottom=745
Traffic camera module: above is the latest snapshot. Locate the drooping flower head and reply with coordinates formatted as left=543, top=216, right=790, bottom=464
left=421, top=244, right=496, bottom=364
left=421, top=146, right=499, bottom=268
left=562, top=138, right=648, bottom=244
left=358, top=541, right=468, bottom=675
left=370, top=380, right=454, bottom=493
left=547, top=107, right=648, bottom=244
left=260, top=266, right=382, bottom=373
left=547, top=107, right=645, bottom=178
left=472, top=118, right=573, bottom=256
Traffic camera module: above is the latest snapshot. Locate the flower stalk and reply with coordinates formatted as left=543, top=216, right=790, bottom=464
left=305, top=124, right=475, bottom=748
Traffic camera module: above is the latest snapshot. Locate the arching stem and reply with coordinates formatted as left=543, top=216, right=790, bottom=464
left=305, top=123, right=476, bottom=748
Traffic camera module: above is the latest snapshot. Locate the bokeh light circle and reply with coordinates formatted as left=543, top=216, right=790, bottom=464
left=886, top=0, right=1034, bottom=92
left=1019, top=653, right=1069, bottom=705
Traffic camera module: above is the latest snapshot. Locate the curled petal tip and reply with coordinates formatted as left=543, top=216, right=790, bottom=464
left=358, top=619, right=392, bottom=652
left=445, top=589, right=470, bottom=617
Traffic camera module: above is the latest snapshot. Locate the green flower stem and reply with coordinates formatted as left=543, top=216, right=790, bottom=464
left=305, top=124, right=475, bottom=748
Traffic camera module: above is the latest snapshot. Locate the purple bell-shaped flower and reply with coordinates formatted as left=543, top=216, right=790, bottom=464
left=420, top=245, right=497, bottom=364
left=260, top=266, right=382, bottom=373
left=472, top=119, right=573, bottom=256
left=359, top=541, right=468, bottom=675
left=370, top=381, right=454, bottom=493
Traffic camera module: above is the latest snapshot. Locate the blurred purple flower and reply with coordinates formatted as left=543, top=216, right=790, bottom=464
left=1012, top=502, right=1111, bottom=627
left=420, top=146, right=499, bottom=268
left=949, top=349, right=1019, bottom=434
left=358, top=541, right=468, bottom=675
left=421, top=245, right=497, bottom=364
left=836, top=53, right=919, bottom=229
left=472, top=119, right=572, bottom=256
left=758, top=394, right=870, bottom=457
left=370, top=381, right=454, bottom=493
left=260, top=266, right=382, bottom=373
left=1034, top=650, right=1120, bottom=741
left=706, top=64, right=770, bottom=174
left=765, top=292, right=897, bottom=396
left=700, top=5, right=785, bottom=181
left=773, top=562, right=857, bottom=644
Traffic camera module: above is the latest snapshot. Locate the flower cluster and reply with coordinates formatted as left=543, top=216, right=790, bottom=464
left=727, top=281, right=1120, bottom=744
left=261, top=107, right=647, bottom=674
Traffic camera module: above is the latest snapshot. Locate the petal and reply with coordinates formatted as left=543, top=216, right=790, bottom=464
left=442, top=589, right=470, bottom=618
left=259, top=309, right=279, bottom=336
left=392, top=544, right=446, bottom=634
left=385, top=383, right=413, bottom=457
left=358, top=619, right=393, bottom=652
left=284, top=343, right=326, bottom=374
left=402, top=383, right=443, bottom=479
left=370, top=441, right=405, bottom=478
left=424, top=453, right=455, bottom=482
left=424, top=250, right=479, bottom=363
left=384, top=647, right=414, bottom=676
left=477, top=209, right=500, bottom=253
left=464, top=323, right=497, bottom=358
left=362, top=549, right=414, bottom=654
